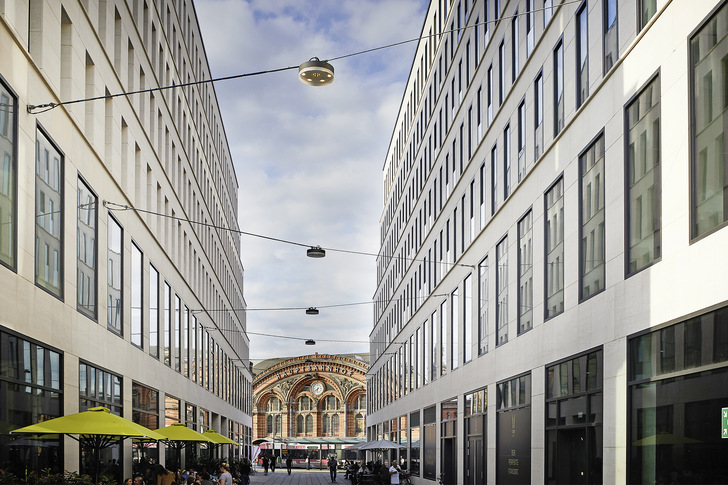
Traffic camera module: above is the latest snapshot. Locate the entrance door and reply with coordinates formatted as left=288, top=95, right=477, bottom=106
left=466, top=438, right=483, bottom=485
left=441, top=438, right=457, bottom=485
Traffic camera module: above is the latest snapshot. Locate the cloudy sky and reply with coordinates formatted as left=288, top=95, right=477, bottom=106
left=194, top=1, right=428, bottom=360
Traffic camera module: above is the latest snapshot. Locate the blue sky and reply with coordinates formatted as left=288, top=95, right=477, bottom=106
left=195, top=0, right=428, bottom=360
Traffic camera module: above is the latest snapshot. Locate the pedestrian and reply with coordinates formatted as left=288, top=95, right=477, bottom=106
left=306, top=456, right=310, bottom=470
left=217, top=463, right=233, bottom=485
left=327, top=455, right=338, bottom=482
left=239, top=458, right=251, bottom=485
left=262, top=455, right=269, bottom=476
left=388, top=462, right=402, bottom=484
left=154, top=465, right=175, bottom=485
left=270, top=455, right=276, bottom=473
left=286, top=455, right=293, bottom=475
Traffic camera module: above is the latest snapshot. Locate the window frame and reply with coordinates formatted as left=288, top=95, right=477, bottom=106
left=0, top=75, right=18, bottom=272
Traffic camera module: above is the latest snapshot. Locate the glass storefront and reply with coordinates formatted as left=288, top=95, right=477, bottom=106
left=441, top=397, right=458, bottom=485
left=628, top=305, right=728, bottom=484
left=545, top=349, right=603, bottom=484
left=409, top=410, right=420, bottom=476
left=464, top=388, right=487, bottom=485
left=0, top=329, right=63, bottom=477
left=496, top=373, right=531, bottom=484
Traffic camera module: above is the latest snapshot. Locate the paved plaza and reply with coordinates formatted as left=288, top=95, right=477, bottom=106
left=249, top=468, right=357, bottom=485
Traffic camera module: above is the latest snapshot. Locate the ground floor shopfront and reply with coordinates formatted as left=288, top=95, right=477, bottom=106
left=0, top=325, right=252, bottom=483
left=368, top=304, right=728, bottom=484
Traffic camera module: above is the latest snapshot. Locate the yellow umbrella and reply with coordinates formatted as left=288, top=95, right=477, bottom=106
left=202, top=430, right=238, bottom=445
left=155, top=423, right=213, bottom=471
left=12, top=406, right=165, bottom=484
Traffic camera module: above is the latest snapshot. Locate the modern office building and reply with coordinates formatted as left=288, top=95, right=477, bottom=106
left=252, top=353, right=368, bottom=466
left=0, top=0, right=252, bottom=482
left=369, top=0, right=728, bottom=483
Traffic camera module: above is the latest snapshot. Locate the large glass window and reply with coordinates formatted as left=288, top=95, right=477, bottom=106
left=131, top=242, right=143, bottom=348
left=465, top=388, right=487, bottom=485
left=0, top=82, right=17, bottom=269
left=79, top=362, right=122, bottom=483
left=638, top=0, right=656, bottom=31
left=499, top=39, right=505, bottom=105
left=580, top=134, right=605, bottom=300
left=576, top=3, right=589, bottom=107
left=546, top=350, right=603, bottom=484
left=132, top=382, right=159, bottom=472
left=491, top=143, right=499, bottom=215
left=463, top=274, right=472, bottom=364
left=107, top=215, right=122, bottom=333
left=77, top=178, right=97, bottom=319
left=512, top=10, right=519, bottom=81
left=496, top=236, right=508, bottom=345
left=504, top=124, right=511, bottom=199
left=518, top=100, right=526, bottom=181
left=478, top=256, right=489, bottom=355
left=554, top=40, right=564, bottom=136
left=440, top=299, right=447, bottom=376
left=603, top=0, right=618, bottom=73
left=35, top=129, right=63, bottom=297
left=174, top=294, right=181, bottom=372
left=410, top=410, right=421, bottom=476
left=518, top=211, right=533, bottom=334
left=690, top=3, right=728, bottom=239
left=451, top=287, right=459, bottom=371
left=535, top=73, right=544, bottom=160
left=626, top=75, right=661, bottom=275
left=628, top=305, right=728, bottom=484
left=149, top=264, right=159, bottom=358
left=164, top=282, right=171, bottom=366
left=0, top=331, right=62, bottom=477
left=496, top=374, right=531, bottom=483
left=545, top=177, right=565, bottom=319
left=441, top=397, right=458, bottom=484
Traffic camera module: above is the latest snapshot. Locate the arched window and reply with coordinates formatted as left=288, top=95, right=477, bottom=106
left=355, top=395, right=366, bottom=410
left=299, top=396, right=311, bottom=411
left=322, top=414, right=330, bottom=435
left=355, top=413, right=364, bottom=434
left=275, top=414, right=282, bottom=434
left=266, top=415, right=273, bottom=435
left=266, top=397, right=281, bottom=412
left=323, top=396, right=339, bottom=411
left=305, top=414, right=313, bottom=434
left=297, top=414, right=304, bottom=434
left=332, top=414, right=340, bottom=435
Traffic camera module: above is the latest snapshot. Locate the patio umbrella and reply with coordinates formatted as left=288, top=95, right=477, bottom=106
left=154, top=423, right=213, bottom=471
left=632, top=431, right=703, bottom=446
left=12, top=406, right=165, bottom=484
left=202, top=430, right=238, bottom=445
left=357, top=439, right=406, bottom=451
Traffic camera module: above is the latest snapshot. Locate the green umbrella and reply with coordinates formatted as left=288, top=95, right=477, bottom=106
left=12, top=406, right=165, bottom=484
left=202, top=430, right=238, bottom=445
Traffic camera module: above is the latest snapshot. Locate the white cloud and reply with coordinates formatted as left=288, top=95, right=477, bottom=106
left=195, top=0, right=427, bottom=359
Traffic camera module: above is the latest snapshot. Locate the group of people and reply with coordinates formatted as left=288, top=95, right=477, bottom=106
left=339, top=459, right=405, bottom=485
left=119, top=460, right=251, bottom=485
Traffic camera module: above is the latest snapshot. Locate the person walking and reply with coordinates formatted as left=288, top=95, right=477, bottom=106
left=262, top=455, right=269, bottom=476
left=327, top=455, right=338, bottom=482
left=306, top=456, right=310, bottom=470
left=270, top=455, right=276, bottom=473
left=388, top=462, right=402, bottom=484
left=286, top=455, right=293, bottom=475
left=217, top=464, right=233, bottom=485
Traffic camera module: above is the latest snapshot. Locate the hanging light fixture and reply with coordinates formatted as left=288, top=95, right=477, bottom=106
left=305, top=339, right=316, bottom=345
left=306, top=307, right=319, bottom=315
left=298, top=57, right=334, bottom=86
left=307, top=246, right=326, bottom=258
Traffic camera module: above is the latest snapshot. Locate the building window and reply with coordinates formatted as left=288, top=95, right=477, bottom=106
left=164, top=281, right=171, bottom=367
left=626, top=75, right=661, bottom=275
left=496, top=374, right=531, bottom=483
left=107, top=215, right=122, bottom=333
left=690, top=3, right=728, bottom=239
left=579, top=134, right=606, bottom=301
left=149, top=264, right=159, bottom=359
left=503, top=124, right=511, bottom=199
left=603, top=0, right=618, bottom=73
left=77, top=178, right=97, bottom=319
left=498, top=39, right=505, bottom=105
left=422, top=406, right=436, bottom=480
left=518, top=99, right=527, bottom=181
left=526, top=0, right=534, bottom=57
left=576, top=3, right=589, bottom=108
left=487, top=64, right=494, bottom=124
left=535, top=72, right=544, bottom=160
left=491, top=144, right=498, bottom=215
left=464, top=388, right=487, bottom=485
left=628, top=305, right=728, bottom=483
left=496, top=236, right=508, bottom=345
left=518, top=211, right=533, bottom=334
left=463, top=274, right=472, bottom=364
left=512, top=10, right=519, bottom=81
left=0, top=82, right=17, bottom=270
left=440, top=299, right=447, bottom=376
left=35, top=129, right=63, bottom=298
left=545, top=350, right=603, bottom=484
left=554, top=40, right=564, bottom=136
left=174, top=294, right=181, bottom=372
left=132, top=382, right=159, bottom=430
left=478, top=257, right=489, bottom=355
left=545, top=177, right=565, bottom=319
left=79, top=362, right=122, bottom=483
left=131, top=242, right=143, bottom=348
left=638, top=0, right=656, bottom=31
left=0, top=330, right=63, bottom=477
left=544, top=0, right=553, bottom=27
